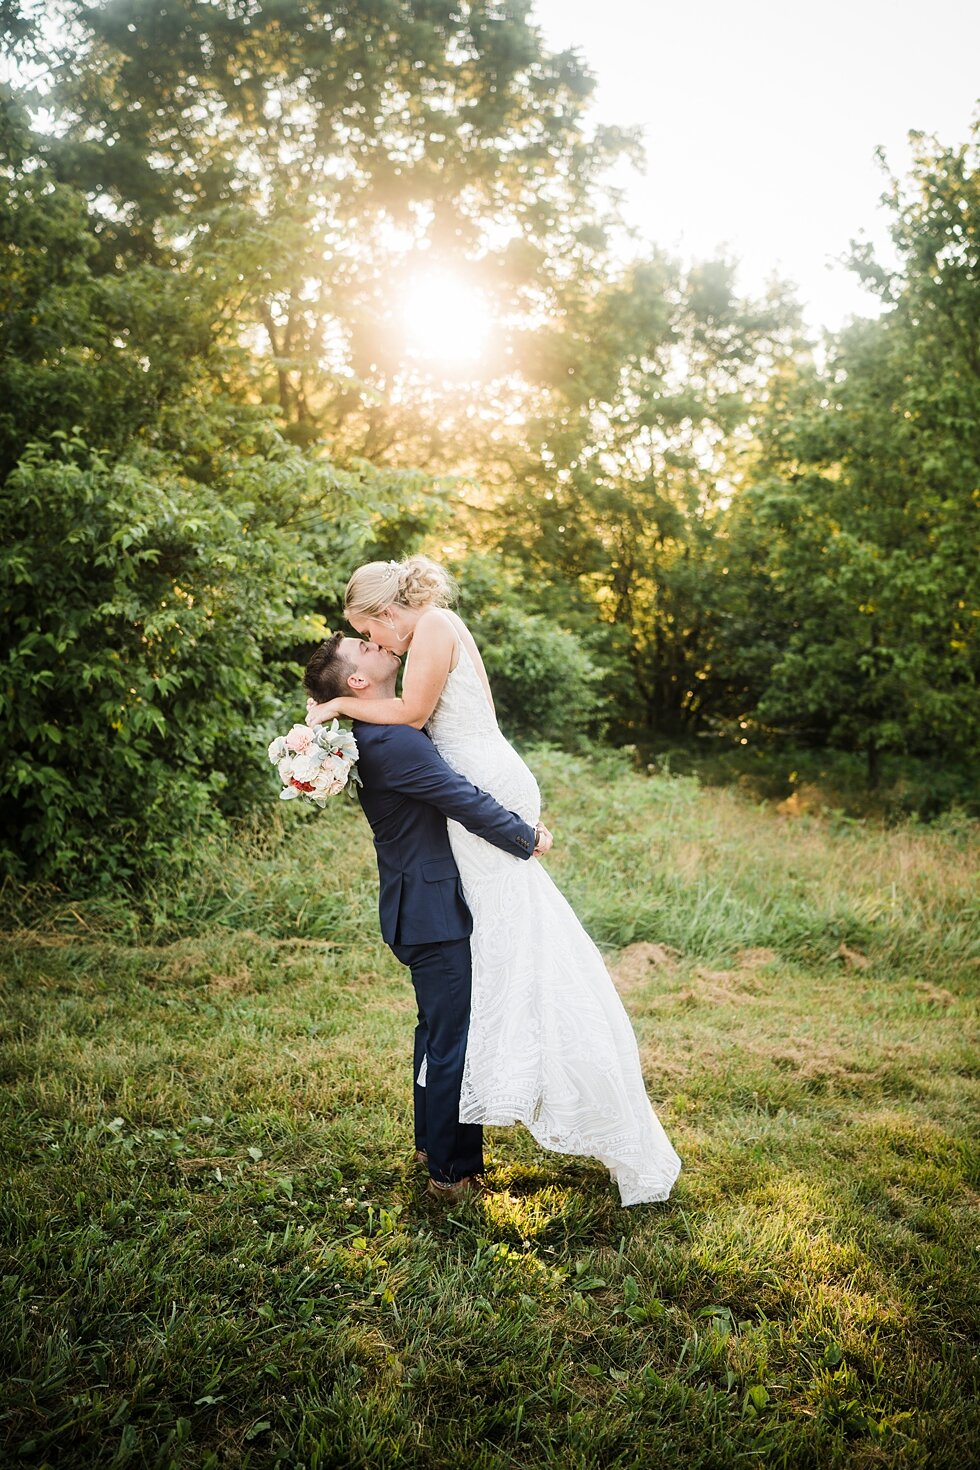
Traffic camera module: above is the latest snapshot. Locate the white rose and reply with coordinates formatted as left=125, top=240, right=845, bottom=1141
left=312, top=770, right=345, bottom=800
left=289, top=750, right=321, bottom=785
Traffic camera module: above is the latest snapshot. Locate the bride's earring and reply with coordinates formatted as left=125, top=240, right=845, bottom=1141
left=385, top=615, right=411, bottom=646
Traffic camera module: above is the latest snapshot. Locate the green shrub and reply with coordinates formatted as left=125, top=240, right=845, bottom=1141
left=467, top=601, right=607, bottom=747
left=0, top=436, right=326, bottom=886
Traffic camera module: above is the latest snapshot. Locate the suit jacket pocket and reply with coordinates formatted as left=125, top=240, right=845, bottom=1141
left=421, top=858, right=461, bottom=883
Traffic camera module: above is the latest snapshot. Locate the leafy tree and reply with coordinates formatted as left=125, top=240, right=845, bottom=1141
left=0, top=416, right=436, bottom=884
left=40, top=0, right=629, bottom=461
left=728, top=123, right=980, bottom=781
left=479, top=253, right=804, bottom=738
left=0, top=85, right=237, bottom=478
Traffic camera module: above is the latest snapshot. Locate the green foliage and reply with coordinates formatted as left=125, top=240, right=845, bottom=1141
left=0, top=430, right=385, bottom=886
left=2, top=0, right=977, bottom=913
left=482, top=253, right=806, bottom=739
left=470, top=604, right=606, bottom=747
left=0, top=122, right=224, bottom=479
left=469, top=122, right=979, bottom=778
left=727, top=123, right=980, bottom=779
left=652, top=736, right=980, bottom=823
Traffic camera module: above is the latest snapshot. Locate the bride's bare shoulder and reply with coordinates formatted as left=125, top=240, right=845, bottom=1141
left=431, top=607, right=480, bottom=654
left=412, top=607, right=456, bottom=640
left=435, top=607, right=468, bottom=636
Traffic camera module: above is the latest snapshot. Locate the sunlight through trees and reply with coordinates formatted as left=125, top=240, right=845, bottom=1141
left=1, top=3, right=977, bottom=883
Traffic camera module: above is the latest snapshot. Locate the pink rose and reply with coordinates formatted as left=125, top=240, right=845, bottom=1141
left=284, top=724, right=313, bottom=754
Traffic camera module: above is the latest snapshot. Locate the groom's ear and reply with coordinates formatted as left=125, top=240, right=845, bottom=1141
left=347, top=672, right=368, bottom=692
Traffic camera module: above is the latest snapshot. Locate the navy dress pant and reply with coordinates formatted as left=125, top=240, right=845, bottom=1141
left=391, top=936, right=484, bottom=1183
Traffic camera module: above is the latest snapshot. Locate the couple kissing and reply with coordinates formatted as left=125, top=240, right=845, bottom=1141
left=304, top=556, right=681, bottom=1207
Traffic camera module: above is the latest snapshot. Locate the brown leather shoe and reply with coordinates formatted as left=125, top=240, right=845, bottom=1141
left=426, top=1174, right=486, bottom=1202
left=414, top=1150, right=428, bottom=1166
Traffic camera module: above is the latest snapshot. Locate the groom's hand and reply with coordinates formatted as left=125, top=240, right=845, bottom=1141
left=533, top=822, right=553, bottom=857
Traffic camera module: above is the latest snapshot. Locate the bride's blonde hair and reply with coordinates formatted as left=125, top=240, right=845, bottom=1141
left=344, top=555, right=457, bottom=620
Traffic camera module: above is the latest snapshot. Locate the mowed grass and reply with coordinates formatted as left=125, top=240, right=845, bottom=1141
left=1, top=750, right=978, bottom=1469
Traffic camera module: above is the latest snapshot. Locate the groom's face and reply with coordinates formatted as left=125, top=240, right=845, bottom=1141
left=340, top=636, right=400, bottom=694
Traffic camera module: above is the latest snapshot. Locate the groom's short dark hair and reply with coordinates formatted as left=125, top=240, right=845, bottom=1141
left=304, top=633, right=356, bottom=702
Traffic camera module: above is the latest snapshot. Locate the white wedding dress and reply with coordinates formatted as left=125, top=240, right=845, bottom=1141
left=426, top=636, right=682, bottom=1206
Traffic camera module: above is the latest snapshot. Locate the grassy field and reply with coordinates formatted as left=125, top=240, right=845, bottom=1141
left=2, top=750, right=978, bottom=1469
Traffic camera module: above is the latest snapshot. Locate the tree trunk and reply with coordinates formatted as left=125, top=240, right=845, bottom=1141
left=866, top=733, right=880, bottom=789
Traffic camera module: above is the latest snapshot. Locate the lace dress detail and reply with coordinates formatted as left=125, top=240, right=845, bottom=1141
left=426, top=639, right=681, bottom=1206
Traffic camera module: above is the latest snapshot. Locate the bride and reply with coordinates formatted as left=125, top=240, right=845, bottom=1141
left=307, top=555, right=681, bottom=1206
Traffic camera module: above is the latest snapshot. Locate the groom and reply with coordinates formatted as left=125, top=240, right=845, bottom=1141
left=304, top=633, right=551, bottom=1201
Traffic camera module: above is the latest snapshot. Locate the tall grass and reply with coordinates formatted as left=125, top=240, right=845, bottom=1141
left=2, top=753, right=978, bottom=1467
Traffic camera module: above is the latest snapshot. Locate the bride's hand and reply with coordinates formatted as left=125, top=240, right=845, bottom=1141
left=306, top=698, right=341, bottom=727
left=533, top=822, right=553, bottom=857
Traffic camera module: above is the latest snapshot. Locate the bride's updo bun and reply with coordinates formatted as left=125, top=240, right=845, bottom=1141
left=343, top=554, right=457, bottom=621
left=397, top=555, right=457, bottom=610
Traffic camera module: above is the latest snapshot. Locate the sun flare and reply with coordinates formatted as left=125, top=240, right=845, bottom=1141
left=401, top=272, right=491, bottom=368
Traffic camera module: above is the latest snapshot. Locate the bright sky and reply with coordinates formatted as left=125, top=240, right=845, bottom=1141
left=532, top=0, right=980, bottom=333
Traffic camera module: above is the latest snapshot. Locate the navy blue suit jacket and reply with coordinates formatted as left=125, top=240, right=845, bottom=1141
left=353, top=722, right=535, bottom=948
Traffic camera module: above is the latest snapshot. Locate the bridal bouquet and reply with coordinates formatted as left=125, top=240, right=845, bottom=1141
left=267, top=721, right=361, bottom=806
